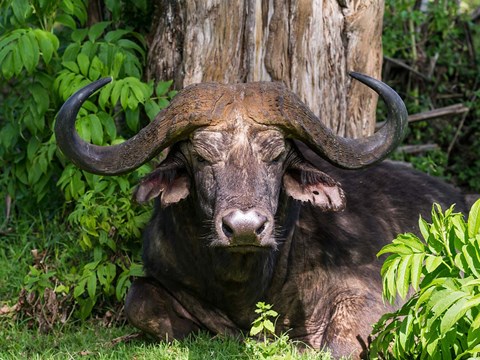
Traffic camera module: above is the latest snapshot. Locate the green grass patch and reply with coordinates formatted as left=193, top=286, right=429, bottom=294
left=0, top=321, right=336, bottom=359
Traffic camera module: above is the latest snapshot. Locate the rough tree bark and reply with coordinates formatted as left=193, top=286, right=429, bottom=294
left=146, top=0, right=384, bottom=138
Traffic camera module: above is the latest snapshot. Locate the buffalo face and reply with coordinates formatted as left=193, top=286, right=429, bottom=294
left=134, top=119, right=346, bottom=252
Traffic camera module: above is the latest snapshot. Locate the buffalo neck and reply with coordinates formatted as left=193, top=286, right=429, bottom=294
left=142, top=193, right=299, bottom=327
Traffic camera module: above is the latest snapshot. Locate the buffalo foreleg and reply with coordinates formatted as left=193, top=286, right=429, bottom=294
left=125, top=277, right=202, bottom=340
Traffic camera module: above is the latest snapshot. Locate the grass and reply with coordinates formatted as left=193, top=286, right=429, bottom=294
left=0, top=321, right=337, bottom=359
left=0, top=210, right=339, bottom=359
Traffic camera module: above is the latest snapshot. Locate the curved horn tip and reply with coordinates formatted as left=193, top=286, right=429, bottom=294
left=348, top=71, right=375, bottom=83
left=90, top=76, right=113, bottom=89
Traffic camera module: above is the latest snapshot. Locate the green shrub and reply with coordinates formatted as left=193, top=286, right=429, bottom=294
left=382, top=0, right=480, bottom=190
left=370, top=200, right=480, bottom=359
left=0, top=0, right=174, bottom=322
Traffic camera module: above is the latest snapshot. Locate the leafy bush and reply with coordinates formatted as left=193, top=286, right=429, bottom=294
left=0, top=0, right=175, bottom=322
left=382, top=0, right=480, bottom=190
left=370, top=200, right=480, bottom=359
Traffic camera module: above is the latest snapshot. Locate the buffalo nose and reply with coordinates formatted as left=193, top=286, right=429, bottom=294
left=221, top=209, right=268, bottom=242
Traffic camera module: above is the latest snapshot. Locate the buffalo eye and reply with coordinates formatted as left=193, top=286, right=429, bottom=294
left=194, top=153, right=208, bottom=164
left=267, top=149, right=286, bottom=165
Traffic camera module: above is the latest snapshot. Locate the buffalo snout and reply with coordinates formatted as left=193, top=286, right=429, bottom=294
left=217, top=208, right=274, bottom=249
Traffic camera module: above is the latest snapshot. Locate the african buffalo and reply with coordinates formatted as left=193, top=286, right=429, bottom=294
left=55, top=74, right=466, bottom=359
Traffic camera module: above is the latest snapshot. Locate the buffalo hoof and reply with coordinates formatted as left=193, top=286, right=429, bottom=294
left=125, top=277, right=201, bottom=340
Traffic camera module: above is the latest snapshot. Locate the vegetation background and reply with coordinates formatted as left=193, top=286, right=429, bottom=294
left=0, top=0, right=480, bottom=358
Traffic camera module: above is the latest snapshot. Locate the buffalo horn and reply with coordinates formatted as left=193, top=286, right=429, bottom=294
left=55, top=78, right=217, bottom=175
left=260, top=72, right=408, bottom=169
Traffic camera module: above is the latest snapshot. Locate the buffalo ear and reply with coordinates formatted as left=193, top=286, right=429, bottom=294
left=283, top=163, right=345, bottom=212
left=134, top=161, right=190, bottom=207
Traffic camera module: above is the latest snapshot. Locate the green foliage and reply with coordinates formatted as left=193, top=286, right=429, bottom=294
left=246, top=302, right=288, bottom=359
left=250, top=301, right=279, bottom=339
left=382, top=0, right=480, bottom=189
left=0, top=0, right=175, bottom=323
left=245, top=302, right=342, bottom=359
left=370, top=200, right=480, bottom=359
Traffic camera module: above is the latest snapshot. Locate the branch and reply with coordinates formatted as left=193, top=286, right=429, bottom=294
left=408, top=104, right=469, bottom=122
left=396, top=144, right=439, bottom=154
left=383, top=56, right=431, bottom=81
left=376, top=103, right=469, bottom=130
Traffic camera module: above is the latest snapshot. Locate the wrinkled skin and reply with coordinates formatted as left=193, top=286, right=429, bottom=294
left=125, top=113, right=467, bottom=359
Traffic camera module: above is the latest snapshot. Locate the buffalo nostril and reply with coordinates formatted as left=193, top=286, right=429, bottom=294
left=222, top=223, right=234, bottom=238
left=256, top=223, right=266, bottom=235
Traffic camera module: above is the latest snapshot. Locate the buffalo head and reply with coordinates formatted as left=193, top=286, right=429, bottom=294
left=55, top=74, right=407, bottom=252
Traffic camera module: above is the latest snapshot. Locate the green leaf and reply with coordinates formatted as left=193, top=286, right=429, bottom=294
left=33, top=29, right=57, bottom=65
left=263, top=319, right=275, bottom=334
left=468, top=312, right=480, bottom=346
left=71, top=28, right=88, bottom=43
left=250, top=322, right=263, bottom=336
left=419, top=216, right=430, bottom=240
left=129, top=80, right=147, bottom=104
left=129, top=263, right=145, bottom=277
left=12, top=46, right=23, bottom=76
left=104, top=29, right=130, bottom=43
left=77, top=52, right=90, bottom=77
left=63, top=42, right=81, bottom=62
left=125, top=108, right=139, bottom=132
left=12, top=0, right=31, bottom=22
left=145, top=99, right=161, bottom=120
left=110, top=52, right=125, bottom=79
left=378, top=240, right=414, bottom=257
left=158, top=97, right=170, bottom=109
left=76, top=116, right=91, bottom=143
left=383, top=255, right=401, bottom=303
left=56, top=14, right=77, bottom=29
left=110, top=80, right=123, bottom=106
left=396, top=255, right=412, bottom=299
left=120, top=85, right=130, bottom=110
left=62, top=61, right=79, bottom=74
left=61, top=0, right=75, bottom=14
left=430, top=290, right=467, bottom=321
left=89, top=114, right=104, bottom=145
left=468, top=199, right=480, bottom=239
left=156, top=80, right=173, bottom=97
left=461, top=244, right=480, bottom=278
left=98, top=83, right=113, bottom=110
left=18, top=30, right=39, bottom=73
left=425, top=255, right=443, bottom=273
left=410, top=252, right=425, bottom=291
left=88, top=21, right=111, bottom=42
left=30, top=83, right=49, bottom=116
left=74, top=278, right=87, bottom=298
left=440, top=296, right=469, bottom=334
left=1, top=51, right=14, bottom=79
left=27, top=137, right=40, bottom=161
left=117, top=39, right=145, bottom=58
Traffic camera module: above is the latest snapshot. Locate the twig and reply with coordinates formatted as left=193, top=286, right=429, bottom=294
left=396, top=144, right=439, bottom=154
left=472, top=7, right=480, bottom=22
left=383, top=56, right=431, bottom=81
left=108, top=333, right=143, bottom=347
left=376, top=103, right=469, bottom=130
left=447, top=79, right=478, bottom=159
left=408, top=104, right=469, bottom=122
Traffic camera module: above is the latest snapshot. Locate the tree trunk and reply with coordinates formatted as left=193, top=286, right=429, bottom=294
left=146, top=0, right=384, bottom=138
